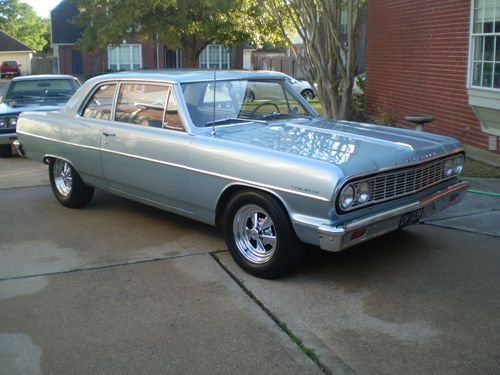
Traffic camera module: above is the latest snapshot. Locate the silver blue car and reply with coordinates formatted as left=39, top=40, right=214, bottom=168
left=15, top=70, right=469, bottom=278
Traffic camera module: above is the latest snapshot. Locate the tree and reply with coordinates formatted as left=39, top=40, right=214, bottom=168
left=263, top=0, right=366, bottom=120
left=73, top=0, right=285, bottom=68
left=0, top=0, right=49, bottom=51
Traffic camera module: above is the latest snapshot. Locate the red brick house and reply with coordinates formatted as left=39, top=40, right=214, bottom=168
left=365, top=0, right=500, bottom=157
left=50, top=1, right=250, bottom=77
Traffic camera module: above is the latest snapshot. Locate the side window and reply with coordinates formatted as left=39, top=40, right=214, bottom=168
left=164, top=90, right=184, bottom=131
left=82, top=84, right=116, bottom=120
left=115, top=83, right=168, bottom=128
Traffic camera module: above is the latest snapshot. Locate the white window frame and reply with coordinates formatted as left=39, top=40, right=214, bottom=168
left=108, top=44, right=143, bottom=71
left=467, top=0, right=500, bottom=91
left=199, top=44, right=230, bottom=70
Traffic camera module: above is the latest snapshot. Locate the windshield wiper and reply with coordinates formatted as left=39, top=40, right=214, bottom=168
left=204, top=117, right=266, bottom=126
left=260, top=113, right=312, bottom=120
left=11, top=95, right=42, bottom=100
left=45, top=93, right=72, bottom=98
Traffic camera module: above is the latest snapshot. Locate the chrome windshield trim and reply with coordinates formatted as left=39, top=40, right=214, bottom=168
left=17, top=130, right=329, bottom=202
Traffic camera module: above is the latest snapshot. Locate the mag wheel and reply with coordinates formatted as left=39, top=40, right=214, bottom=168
left=49, top=159, right=94, bottom=208
left=223, top=191, right=303, bottom=279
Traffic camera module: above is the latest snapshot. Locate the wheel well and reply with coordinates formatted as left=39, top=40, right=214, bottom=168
left=215, top=185, right=291, bottom=228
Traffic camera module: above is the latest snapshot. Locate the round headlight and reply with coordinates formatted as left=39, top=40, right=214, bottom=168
left=453, top=155, right=464, bottom=175
left=0, top=118, right=6, bottom=128
left=8, top=117, right=17, bottom=128
left=339, top=185, right=355, bottom=209
left=355, top=181, right=371, bottom=204
left=444, top=159, right=454, bottom=177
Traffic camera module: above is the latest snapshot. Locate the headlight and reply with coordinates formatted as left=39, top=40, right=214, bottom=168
left=444, top=159, right=454, bottom=177
left=8, top=117, right=17, bottom=128
left=355, top=181, right=371, bottom=204
left=0, top=118, right=6, bottom=128
left=339, top=185, right=355, bottom=209
left=453, top=155, right=464, bottom=175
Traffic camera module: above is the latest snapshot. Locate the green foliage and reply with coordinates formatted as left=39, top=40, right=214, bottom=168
left=0, top=0, right=49, bottom=51
left=73, top=0, right=285, bottom=67
left=462, top=158, right=500, bottom=178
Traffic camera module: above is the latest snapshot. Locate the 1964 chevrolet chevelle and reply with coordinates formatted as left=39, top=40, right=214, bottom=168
left=16, top=70, right=468, bottom=278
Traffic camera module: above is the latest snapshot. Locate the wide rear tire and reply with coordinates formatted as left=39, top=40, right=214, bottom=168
left=223, top=191, right=303, bottom=279
left=49, top=159, right=94, bottom=208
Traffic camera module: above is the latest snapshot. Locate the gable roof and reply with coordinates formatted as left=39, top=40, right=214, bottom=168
left=0, top=30, right=33, bottom=52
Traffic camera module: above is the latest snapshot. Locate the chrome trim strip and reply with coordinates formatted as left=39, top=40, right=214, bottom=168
left=100, top=147, right=330, bottom=201
left=17, top=131, right=101, bottom=151
left=17, top=130, right=329, bottom=202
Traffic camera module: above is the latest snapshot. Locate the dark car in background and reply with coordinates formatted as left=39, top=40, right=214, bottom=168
left=1, top=61, right=22, bottom=79
left=0, top=74, right=80, bottom=157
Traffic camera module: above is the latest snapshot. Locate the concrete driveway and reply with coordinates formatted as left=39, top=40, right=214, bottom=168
left=1, top=157, right=499, bottom=374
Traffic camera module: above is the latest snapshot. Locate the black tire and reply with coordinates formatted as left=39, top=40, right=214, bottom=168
left=223, top=191, right=303, bottom=279
left=0, top=144, right=12, bottom=158
left=301, top=89, right=315, bottom=100
left=49, top=158, right=94, bottom=208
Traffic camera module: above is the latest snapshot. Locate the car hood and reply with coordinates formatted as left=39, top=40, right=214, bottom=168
left=212, top=119, right=463, bottom=174
left=0, top=101, right=63, bottom=116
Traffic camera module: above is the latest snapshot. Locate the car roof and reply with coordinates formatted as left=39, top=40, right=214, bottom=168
left=93, top=69, right=289, bottom=84
left=11, top=74, right=78, bottom=81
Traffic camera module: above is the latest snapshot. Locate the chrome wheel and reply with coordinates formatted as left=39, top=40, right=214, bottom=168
left=53, top=159, right=73, bottom=196
left=301, top=89, right=314, bottom=100
left=233, top=204, right=277, bottom=264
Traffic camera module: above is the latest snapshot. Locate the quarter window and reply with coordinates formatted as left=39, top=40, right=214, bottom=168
left=82, top=84, right=116, bottom=121
left=115, top=83, right=168, bottom=128
left=470, top=0, right=500, bottom=89
left=108, top=44, right=142, bottom=71
left=164, top=90, right=184, bottom=131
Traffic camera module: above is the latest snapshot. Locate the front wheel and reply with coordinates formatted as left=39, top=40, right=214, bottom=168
left=49, top=159, right=94, bottom=208
left=223, top=191, right=303, bottom=279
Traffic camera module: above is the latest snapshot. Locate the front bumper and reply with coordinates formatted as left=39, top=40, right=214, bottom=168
left=0, top=132, right=17, bottom=145
left=318, top=180, right=469, bottom=251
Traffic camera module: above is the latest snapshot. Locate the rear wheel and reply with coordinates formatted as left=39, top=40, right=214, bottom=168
left=49, top=159, right=94, bottom=208
left=223, top=191, right=303, bottom=279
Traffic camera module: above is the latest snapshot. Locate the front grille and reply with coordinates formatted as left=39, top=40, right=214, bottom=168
left=350, top=157, right=454, bottom=209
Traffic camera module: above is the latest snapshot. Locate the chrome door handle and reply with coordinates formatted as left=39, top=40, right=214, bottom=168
left=102, top=131, right=116, bottom=137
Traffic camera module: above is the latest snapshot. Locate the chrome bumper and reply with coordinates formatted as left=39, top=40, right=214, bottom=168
left=318, top=181, right=469, bottom=252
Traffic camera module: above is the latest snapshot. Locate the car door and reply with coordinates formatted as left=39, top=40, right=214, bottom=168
left=100, top=81, right=194, bottom=214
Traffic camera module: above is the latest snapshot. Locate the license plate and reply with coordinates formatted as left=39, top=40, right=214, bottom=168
left=399, top=208, right=424, bottom=228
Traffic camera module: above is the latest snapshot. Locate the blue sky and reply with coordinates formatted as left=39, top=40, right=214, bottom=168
left=22, top=0, right=62, bottom=18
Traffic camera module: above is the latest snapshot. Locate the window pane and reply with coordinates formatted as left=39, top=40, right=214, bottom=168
left=473, top=62, right=483, bottom=86
left=165, top=91, right=184, bottom=130
left=483, top=62, right=493, bottom=87
left=474, top=9, right=483, bottom=33
left=83, top=84, right=116, bottom=121
left=496, top=1, right=500, bottom=31
left=474, top=36, right=484, bottom=60
left=484, top=36, right=495, bottom=60
left=108, top=48, right=117, bottom=64
left=132, top=45, right=141, bottom=67
left=494, top=63, right=500, bottom=88
left=119, top=46, right=130, bottom=70
left=496, top=36, right=500, bottom=61
left=115, top=84, right=168, bottom=127
left=483, top=0, right=495, bottom=33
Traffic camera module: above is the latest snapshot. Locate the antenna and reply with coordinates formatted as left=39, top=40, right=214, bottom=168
left=211, top=67, right=216, bottom=136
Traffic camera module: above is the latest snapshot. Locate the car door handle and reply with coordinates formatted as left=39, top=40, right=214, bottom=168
left=102, top=131, right=116, bottom=137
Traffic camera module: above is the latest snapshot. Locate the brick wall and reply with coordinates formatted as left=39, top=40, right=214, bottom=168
left=365, top=0, right=500, bottom=153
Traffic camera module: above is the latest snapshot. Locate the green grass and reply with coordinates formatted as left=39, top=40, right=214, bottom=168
left=462, top=158, right=500, bottom=178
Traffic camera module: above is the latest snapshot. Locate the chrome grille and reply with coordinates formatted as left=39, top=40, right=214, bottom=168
left=351, top=158, right=450, bottom=209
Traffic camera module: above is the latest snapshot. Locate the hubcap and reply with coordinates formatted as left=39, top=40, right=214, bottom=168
left=53, top=159, right=73, bottom=196
left=233, top=204, right=277, bottom=264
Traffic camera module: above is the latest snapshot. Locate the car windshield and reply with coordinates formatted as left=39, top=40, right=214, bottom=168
left=4, top=79, right=79, bottom=101
left=2, top=61, right=17, bottom=67
left=181, top=79, right=312, bottom=127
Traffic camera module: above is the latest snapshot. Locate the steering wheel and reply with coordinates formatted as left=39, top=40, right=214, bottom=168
left=250, top=102, right=280, bottom=117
